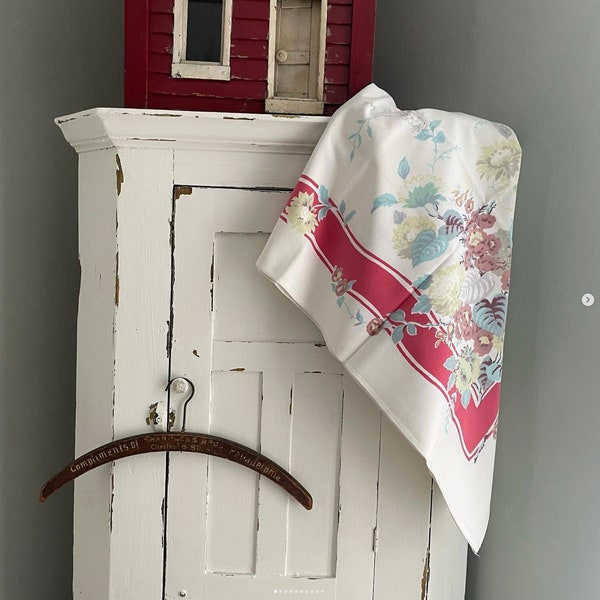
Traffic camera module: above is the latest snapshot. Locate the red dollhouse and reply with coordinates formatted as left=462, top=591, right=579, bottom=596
left=125, top=0, right=376, bottom=115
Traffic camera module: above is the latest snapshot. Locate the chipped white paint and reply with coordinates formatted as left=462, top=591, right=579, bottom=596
left=171, top=0, right=233, bottom=80
left=57, top=109, right=467, bottom=600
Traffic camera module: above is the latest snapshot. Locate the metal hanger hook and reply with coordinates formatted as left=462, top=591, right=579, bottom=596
left=165, top=377, right=195, bottom=432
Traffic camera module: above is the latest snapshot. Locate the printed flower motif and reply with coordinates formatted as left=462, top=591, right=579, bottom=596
left=471, top=326, right=495, bottom=355
left=474, top=254, right=499, bottom=273
left=476, top=139, right=521, bottom=188
left=392, top=215, right=438, bottom=259
left=335, top=279, right=349, bottom=296
left=501, top=269, right=510, bottom=291
left=366, top=318, right=386, bottom=336
left=492, top=334, right=504, bottom=353
left=455, top=348, right=481, bottom=396
left=434, top=329, right=446, bottom=348
left=286, top=191, right=317, bottom=234
left=480, top=233, right=501, bottom=255
left=455, top=305, right=473, bottom=339
left=428, top=264, right=465, bottom=318
left=405, top=110, right=430, bottom=134
left=331, top=266, right=344, bottom=282
left=476, top=213, right=497, bottom=230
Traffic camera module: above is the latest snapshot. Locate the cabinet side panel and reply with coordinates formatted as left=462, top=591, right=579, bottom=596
left=427, top=484, right=467, bottom=599
left=110, top=147, right=174, bottom=599
left=73, top=149, right=119, bottom=600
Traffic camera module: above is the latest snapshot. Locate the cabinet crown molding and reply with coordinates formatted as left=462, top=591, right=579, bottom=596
left=56, top=108, right=330, bottom=154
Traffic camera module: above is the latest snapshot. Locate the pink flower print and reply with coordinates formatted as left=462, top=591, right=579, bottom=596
left=331, top=266, right=344, bottom=282
left=366, top=318, right=386, bottom=336
left=434, top=329, right=446, bottom=348
left=335, top=279, right=349, bottom=296
left=472, top=327, right=495, bottom=355
left=476, top=213, right=497, bottom=230
left=464, top=198, right=474, bottom=213
left=481, top=233, right=502, bottom=255
left=474, top=253, right=499, bottom=273
left=501, top=269, right=510, bottom=291
left=455, top=305, right=473, bottom=338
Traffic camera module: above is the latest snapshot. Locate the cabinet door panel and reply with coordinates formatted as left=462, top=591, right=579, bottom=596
left=165, top=187, right=380, bottom=600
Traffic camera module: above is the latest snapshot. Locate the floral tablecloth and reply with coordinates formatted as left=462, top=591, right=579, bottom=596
left=257, top=84, right=522, bottom=551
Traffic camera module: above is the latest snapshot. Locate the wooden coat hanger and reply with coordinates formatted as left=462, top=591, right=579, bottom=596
left=40, top=378, right=312, bottom=510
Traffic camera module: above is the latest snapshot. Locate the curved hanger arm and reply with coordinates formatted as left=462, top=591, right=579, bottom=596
left=39, top=432, right=312, bottom=510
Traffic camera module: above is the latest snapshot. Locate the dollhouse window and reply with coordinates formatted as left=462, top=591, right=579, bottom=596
left=172, top=0, right=233, bottom=80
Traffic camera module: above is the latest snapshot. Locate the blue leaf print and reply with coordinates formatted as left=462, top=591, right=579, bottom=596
left=461, top=389, right=471, bottom=409
left=405, top=323, right=417, bottom=336
left=398, top=157, right=410, bottom=180
left=443, top=356, right=457, bottom=371
left=446, top=372, right=456, bottom=391
left=350, top=149, right=355, bottom=161
left=412, top=294, right=432, bottom=314
left=366, top=124, right=373, bottom=137
left=388, top=309, right=406, bottom=322
left=344, top=210, right=357, bottom=224
left=319, top=185, right=330, bottom=204
left=339, top=199, right=346, bottom=215
left=336, top=296, right=345, bottom=307
left=371, top=193, right=398, bottom=213
left=391, top=326, right=405, bottom=344
left=413, top=274, right=432, bottom=290
left=415, top=130, right=432, bottom=141
left=411, top=230, right=449, bottom=267
left=318, top=207, right=330, bottom=220
left=485, top=361, right=502, bottom=382
left=430, top=119, right=441, bottom=130
left=346, top=279, right=356, bottom=290
left=442, top=209, right=465, bottom=239
left=433, top=131, right=446, bottom=144
left=472, top=294, right=507, bottom=336
left=405, top=182, right=444, bottom=209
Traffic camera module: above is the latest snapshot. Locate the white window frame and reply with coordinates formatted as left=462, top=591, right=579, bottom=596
left=172, top=0, right=233, bottom=80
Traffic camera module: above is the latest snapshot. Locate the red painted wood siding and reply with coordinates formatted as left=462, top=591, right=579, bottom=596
left=125, top=0, right=376, bottom=114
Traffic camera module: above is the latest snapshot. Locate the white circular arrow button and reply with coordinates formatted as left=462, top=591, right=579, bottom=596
left=581, top=293, right=595, bottom=307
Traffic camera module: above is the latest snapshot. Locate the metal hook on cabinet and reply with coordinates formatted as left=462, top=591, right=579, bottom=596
left=165, top=377, right=195, bottom=432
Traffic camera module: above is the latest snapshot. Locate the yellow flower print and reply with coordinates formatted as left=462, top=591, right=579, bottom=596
left=392, top=215, right=437, bottom=259
left=476, top=139, right=522, bottom=188
left=492, top=334, right=504, bottom=353
left=428, top=264, right=465, bottom=318
left=455, top=349, right=481, bottom=396
left=286, top=191, right=317, bottom=234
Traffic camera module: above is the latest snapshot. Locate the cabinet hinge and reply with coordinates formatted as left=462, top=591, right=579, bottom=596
left=372, top=527, right=379, bottom=553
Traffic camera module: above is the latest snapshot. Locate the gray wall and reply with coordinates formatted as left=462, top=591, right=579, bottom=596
left=0, top=2, right=122, bottom=598
left=374, top=1, right=600, bottom=598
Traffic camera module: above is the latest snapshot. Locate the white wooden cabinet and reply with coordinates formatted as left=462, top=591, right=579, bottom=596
left=57, top=109, right=467, bottom=600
